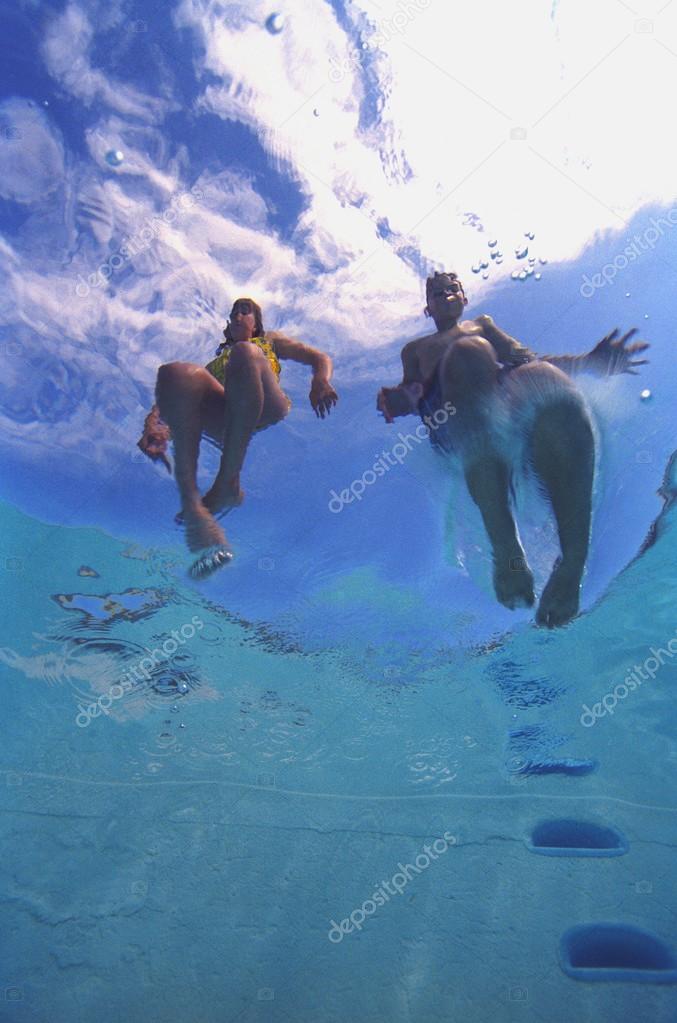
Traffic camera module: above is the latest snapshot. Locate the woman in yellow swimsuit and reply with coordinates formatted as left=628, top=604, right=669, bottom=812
left=138, top=297, right=338, bottom=577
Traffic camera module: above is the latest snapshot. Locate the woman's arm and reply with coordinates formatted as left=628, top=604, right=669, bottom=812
left=267, top=331, right=338, bottom=418
left=269, top=330, right=333, bottom=377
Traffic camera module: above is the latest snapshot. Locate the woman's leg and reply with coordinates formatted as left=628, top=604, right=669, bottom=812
left=155, top=362, right=229, bottom=554
left=202, top=343, right=290, bottom=514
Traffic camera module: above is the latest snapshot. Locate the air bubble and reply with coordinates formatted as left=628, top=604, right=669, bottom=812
left=525, top=231, right=535, bottom=240
left=511, top=270, right=520, bottom=280
left=640, top=389, right=652, bottom=401
left=515, top=245, right=528, bottom=259
left=105, top=149, right=124, bottom=167
left=481, top=271, right=489, bottom=279
left=265, top=12, right=285, bottom=33
left=471, top=264, right=481, bottom=274
left=518, top=270, right=527, bottom=280
left=539, top=257, right=548, bottom=265
left=534, top=272, right=541, bottom=280
left=488, top=238, right=497, bottom=247
left=479, top=259, right=489, bottom=269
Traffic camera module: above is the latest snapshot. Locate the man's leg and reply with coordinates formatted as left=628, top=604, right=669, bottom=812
left=155, top=362, right=229, bottom=554
left=510, top=362, right=594, bottom=626
left=202, top=343, right=290, bottom=514
left=438, top=339, right=535, bottom=609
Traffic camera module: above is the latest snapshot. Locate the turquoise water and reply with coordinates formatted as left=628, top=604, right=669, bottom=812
left=2, top=438, right=676, bottom=1021
left=2, top=1, right=677, bottom=1020
left=1, top=457, right=676, bottom=1020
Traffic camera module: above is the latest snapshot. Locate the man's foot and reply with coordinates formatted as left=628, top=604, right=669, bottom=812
left=493, top=550, right=535, bottom=610
left=536, top=557, right=582, bottom=627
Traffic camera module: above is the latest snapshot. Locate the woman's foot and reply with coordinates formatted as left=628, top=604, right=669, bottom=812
left=189, top=545, right=233, bottom=580
left=182, top=502, right=229, bottom=554
left=536, top=557, right=582, bottom=627
left=202, top=474, right=245, bottom=516
left=175, top=478, right=245, bottom=525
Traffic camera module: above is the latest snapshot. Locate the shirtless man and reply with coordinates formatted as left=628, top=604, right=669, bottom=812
left=138, top=296, right=338, bottom=578
left=377, top=271, right=649, bottom=627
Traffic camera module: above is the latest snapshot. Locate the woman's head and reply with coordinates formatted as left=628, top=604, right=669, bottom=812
left=223, top=297, right=264, bottom=343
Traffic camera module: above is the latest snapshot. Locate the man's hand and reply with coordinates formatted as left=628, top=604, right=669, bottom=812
left=310, top=377, right=338, bottom=419
left=376, top=382, right=424, bottom=423
left=137, top=408, right=172, bottom=472
left=587, top=328, right=650, bottom=376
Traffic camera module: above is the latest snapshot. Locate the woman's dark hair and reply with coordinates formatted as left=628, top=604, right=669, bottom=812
left=220, top=297, right=265, bottom=348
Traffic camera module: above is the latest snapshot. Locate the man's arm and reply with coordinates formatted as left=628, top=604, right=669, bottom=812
left=267, top=330, right=338, bottom=418
left=400, top=339, right=423, bottom=384
left=474, top=314, right=536, bottom=366
left=376, top=340, right=426, bottom=423
left=478, top=317, right=649, bottom=378
left=540, top=328, right=650, bottom=377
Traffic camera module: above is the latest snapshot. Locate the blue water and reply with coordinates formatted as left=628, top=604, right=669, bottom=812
left=1, top=2, right=677, bottom=1021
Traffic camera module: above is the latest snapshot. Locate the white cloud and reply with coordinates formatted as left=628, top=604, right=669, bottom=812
left=42, top=3, right=171, bottom=121
left=1, top=0, right=674, bottom=468
left=0, top=99, right=64, bottom=203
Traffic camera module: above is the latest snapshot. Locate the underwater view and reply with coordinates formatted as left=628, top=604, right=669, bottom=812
left=1, top=0, right=677, bottom=1020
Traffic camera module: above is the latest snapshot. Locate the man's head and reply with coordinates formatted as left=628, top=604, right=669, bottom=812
left=425, top=272, right=467, bottom=329
left=224, top=297, right=264, bottom=343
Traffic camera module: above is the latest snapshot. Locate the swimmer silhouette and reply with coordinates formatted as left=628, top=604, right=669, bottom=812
left=377, top=271, right=649, bottom=627
left=138, top=297, right=338, bottom=578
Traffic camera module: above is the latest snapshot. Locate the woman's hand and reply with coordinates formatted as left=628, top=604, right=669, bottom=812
left=137, top=407, right=172, bottom=472
left=310, top=377, right=338, bottom=419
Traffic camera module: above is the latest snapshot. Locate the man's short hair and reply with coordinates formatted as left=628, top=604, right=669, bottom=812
left=425, top=271, right=464, bottom=298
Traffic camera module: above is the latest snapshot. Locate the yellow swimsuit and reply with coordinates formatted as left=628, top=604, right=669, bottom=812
left=205, top=336, right=282, bottom=384
left=205, top=337, right=291, bottom=427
